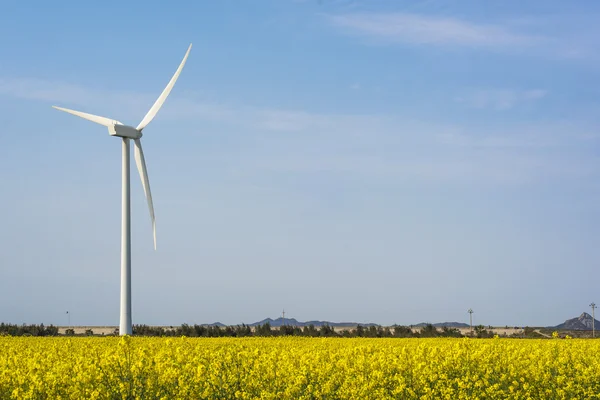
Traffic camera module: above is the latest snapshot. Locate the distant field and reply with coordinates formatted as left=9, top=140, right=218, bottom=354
left=2, top=336, right=599, bottom=399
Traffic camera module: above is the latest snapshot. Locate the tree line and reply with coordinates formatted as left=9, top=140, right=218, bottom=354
left=0, top=322, right=501, bottom=338
left=133, top=323, right=475, bottom=338
left=0, top=323, right=59, bottom=336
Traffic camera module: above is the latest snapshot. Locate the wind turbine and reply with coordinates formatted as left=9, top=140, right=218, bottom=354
left=590, top=303, right=597, bottom=338
left=468, top=308, right=473, bottom=335
left=53, top=44, right=192, bottom=335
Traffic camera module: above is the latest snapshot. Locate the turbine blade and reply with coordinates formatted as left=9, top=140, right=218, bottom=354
left=133, top=138, right=156, bottom=250
left=136, top=43, right=192, bottom=131
left=52, top=106, right=122, bottom=127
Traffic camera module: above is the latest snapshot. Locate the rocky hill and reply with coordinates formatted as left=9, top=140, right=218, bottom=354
left=554, top=312, right=600, bottom=330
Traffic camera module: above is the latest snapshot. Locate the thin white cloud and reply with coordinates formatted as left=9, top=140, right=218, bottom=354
left=258, top=110, right=319, bottom=132
left=255, top=108, right=386, bottom=134
left=0, top=76, right=384, bottom=134
left=455, top=88, right=548, bottom=110
left=0, top=77, right=232, bottom=125
left=329, top=13, right=543, bottom=48
left=435, top=120, right=596, bottom=149
left=0, top=78, right=98, bottom=104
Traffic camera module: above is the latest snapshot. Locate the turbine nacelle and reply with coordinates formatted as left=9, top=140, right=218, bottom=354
left=109, top=124, right=142, bottom=139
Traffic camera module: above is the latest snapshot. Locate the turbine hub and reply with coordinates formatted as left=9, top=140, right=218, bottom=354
left=109, top=124, right=143, bottom=139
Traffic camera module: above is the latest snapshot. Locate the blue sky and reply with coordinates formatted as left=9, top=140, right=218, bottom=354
left=1, top=0, right=599, bottom=327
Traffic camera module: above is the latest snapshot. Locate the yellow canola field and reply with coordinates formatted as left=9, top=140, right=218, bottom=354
left=1, top=336, right=600, bottom=399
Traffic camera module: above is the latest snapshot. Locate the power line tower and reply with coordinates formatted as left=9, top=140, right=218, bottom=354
left=590, top=303, right=597, bottom=338
left=468, top=309, right=474, bottom=335
left=282, top=309, right=286, bottom=327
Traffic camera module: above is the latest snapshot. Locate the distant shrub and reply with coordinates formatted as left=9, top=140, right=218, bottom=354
left=0, top=323, right=59, bottom=337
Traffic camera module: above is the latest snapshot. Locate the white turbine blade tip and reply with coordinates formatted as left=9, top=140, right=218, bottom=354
left=133, top=139, right=156, bottom=249
left=153, top=222, right=157, bottom=251
left=136, top=44, right=192, bottom=131
left=52, top=105, right=121, bottom=127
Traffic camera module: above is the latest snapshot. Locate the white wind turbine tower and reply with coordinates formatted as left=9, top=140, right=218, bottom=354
left=53, top=44, right=192, bottom=335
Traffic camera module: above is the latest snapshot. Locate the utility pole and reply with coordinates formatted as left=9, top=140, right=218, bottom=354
left=468, top=309, right=473, bottom=335
left=66, top=311, right=70, bottom=328
left=591, top=303, right=597, bottom=338
left=282, top=309, right=285, bottom=327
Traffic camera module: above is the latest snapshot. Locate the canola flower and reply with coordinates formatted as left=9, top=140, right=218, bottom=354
left=1, top=336, right=600, bottom=399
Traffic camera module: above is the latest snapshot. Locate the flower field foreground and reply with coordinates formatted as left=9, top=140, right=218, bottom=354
left=1, top=337, right=600, bottom=399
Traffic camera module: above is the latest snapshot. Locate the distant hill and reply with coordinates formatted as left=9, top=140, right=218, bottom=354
left=211, top=318, right=471, bottom=329
left=411, top=322, right=470, bottom=328
left=248, top=317, right=378, bottom=328
left=554, top=312, right=600, bottom=330
left=191, top=322, right=226, bottom=327
left=200, top=318, right=472, bottom=329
